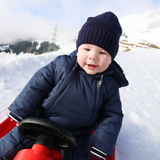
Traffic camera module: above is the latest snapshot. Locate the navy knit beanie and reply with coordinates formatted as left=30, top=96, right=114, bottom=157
left=76, top=11, right=122, bottom=60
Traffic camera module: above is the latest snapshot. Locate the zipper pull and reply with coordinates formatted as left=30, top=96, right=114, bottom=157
left=72, top=62, right=77, bottom=70
left=97, top=75, right=103, bottom=87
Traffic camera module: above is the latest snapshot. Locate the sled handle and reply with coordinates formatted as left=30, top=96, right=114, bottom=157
left=18, top=117, right=77, bottom=150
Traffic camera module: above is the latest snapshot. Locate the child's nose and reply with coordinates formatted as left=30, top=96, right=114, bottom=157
left=89, top=52, right=98, bottom=60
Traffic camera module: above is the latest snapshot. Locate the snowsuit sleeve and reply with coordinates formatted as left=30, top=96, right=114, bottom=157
left=91, top=80, right=123, bottom=156
left=8, top=60, right=56, bottom=121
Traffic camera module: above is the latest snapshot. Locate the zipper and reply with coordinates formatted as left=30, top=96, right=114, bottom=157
left=72, top=62, right=77, bottom=70
left=97, top=75, right=103, bottom=87
left=89, top=74, right=103, bottom=126
left=45, top=63, right=77, bottom=110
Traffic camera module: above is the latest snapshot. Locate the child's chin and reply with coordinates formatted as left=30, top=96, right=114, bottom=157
left=85, top=70, right=96, bottom=75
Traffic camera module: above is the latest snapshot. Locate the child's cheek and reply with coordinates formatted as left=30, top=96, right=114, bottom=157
left=102, top=61, right=110, bottom=70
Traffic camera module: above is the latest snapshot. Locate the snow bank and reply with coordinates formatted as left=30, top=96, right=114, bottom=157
left=0, top=44, right=160, bottom=160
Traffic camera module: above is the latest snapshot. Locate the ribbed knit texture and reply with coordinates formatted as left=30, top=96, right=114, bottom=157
left=76, top=12, right=122, bottom=59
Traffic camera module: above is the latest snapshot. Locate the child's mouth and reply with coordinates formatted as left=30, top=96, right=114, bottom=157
left=87, top=64, right=96, bottom=69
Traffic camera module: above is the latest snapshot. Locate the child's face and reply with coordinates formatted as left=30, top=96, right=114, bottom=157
left=77, top=44, right=111, bottom=75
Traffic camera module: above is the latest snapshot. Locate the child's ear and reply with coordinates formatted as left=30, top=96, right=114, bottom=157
left=109, top=55, right=112, bottom=64
left=76, top=51, right=79, bottom=57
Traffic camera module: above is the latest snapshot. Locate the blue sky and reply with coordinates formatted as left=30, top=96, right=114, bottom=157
left=0, top=0, right=160, bottom=44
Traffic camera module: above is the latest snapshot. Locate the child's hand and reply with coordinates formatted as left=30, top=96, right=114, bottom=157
left=16, top=123, right=19, bottom=126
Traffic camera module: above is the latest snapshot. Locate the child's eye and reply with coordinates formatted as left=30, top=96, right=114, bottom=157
left=99, top=52, right=105, bottom=54
left=85, top=48, right=90, bottom=51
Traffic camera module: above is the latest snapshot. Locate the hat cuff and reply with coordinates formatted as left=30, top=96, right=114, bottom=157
left=76, top=27, right=119, bottom=59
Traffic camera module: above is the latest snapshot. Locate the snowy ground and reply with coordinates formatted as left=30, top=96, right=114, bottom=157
left=0, top=43, right=160, bottom=160
left=115, top=48, right=160, bottom=160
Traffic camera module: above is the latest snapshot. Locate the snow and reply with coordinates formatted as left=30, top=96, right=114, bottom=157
left=115, top=48, right=160, bottom=160
left=0, top=43, right=160, bottom=160
left=1, top=8, right=160, bottom=159
left=0, top=43, right=74, bottom=120
left=120, top=7, right=160, bottom=47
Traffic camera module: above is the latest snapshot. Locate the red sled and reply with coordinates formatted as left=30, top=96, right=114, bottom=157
left=0, top=117, right=115, bottom=160
left=0, top=117, right=17, bottom=139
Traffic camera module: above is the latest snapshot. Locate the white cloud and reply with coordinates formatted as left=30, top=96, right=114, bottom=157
left=0, top=0, right=57, bottom=44
left=0, top=0, right=159, bottom=44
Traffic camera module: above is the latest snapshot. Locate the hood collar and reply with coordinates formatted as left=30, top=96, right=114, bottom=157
left=104, top=60, right=129, bottom=88
left=70, top=50, right=129, bottom=88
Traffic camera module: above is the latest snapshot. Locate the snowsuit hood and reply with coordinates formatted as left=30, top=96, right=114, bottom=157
left=105, top=60, right=129, bottom=87
left=71, top=50, right=129, bottom=88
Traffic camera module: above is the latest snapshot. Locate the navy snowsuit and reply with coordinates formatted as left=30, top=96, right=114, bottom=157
left=0, top=50, right=128, bottom=159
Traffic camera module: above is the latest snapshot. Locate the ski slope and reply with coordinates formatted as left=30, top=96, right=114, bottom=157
left=0, top=43, right=160, bottom=160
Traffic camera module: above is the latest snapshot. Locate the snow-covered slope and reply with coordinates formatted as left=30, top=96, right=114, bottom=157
left=115, top=48, right=160, bottom=160
left=0, top=8, right=160, bottom=160
left=119, top=7, right=160, bottom=50
left=120, top=7, right=160, bottom=36
left=0, top=43, right=160, bottom=160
